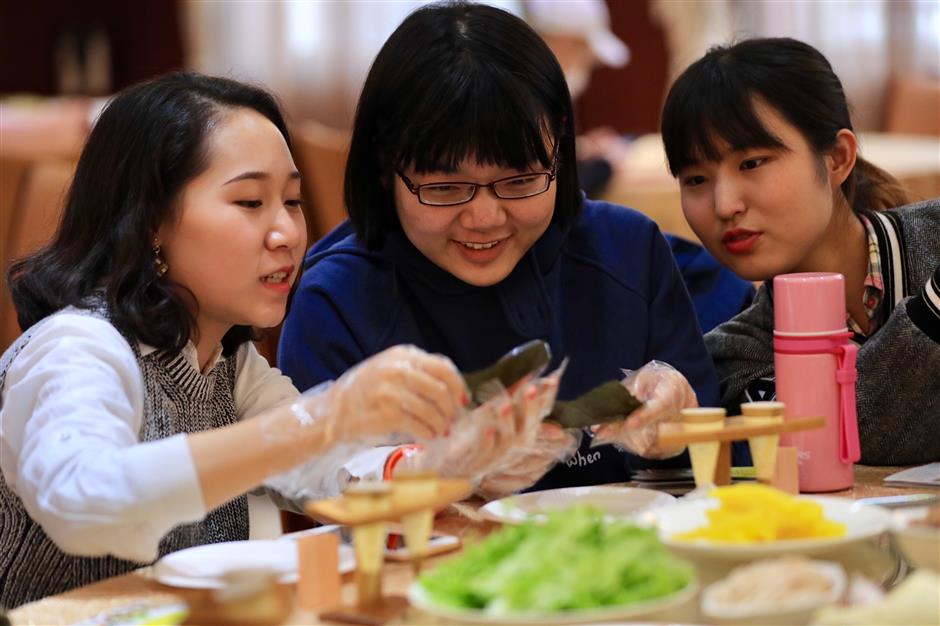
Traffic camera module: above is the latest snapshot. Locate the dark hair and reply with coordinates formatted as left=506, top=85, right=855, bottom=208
left=7, top=71, right=293, bottom=355
left=345, top=0, right=581, bottom=250
left=661, top=37, right=912, bottom=213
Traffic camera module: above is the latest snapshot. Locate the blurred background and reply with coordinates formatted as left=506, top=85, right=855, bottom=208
left=2, top=0, right=939, bottom=356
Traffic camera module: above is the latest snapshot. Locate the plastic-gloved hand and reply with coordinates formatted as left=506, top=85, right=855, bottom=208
left=590, top=360, right=697, bottom=459
left=286, top=345, right=467, bottom=448
left=475, top=422, right=580, bottom=500
left=393, top=392, right=515, bottom=480
left=393, top=367, right=570, bottom=489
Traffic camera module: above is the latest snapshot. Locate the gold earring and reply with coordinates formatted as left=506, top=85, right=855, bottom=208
left=152, top=237, right=168, bottom=277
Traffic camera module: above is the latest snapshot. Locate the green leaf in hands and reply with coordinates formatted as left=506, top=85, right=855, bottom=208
left=545, top=380, right=643, bottom=429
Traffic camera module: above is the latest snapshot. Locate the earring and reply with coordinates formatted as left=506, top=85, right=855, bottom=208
left=152, top=237, right=168, bottom=277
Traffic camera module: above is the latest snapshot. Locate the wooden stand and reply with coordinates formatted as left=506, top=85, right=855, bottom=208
left=658, top=415, right=824, bottom=494
left=303, top=478, right=471, bottom=625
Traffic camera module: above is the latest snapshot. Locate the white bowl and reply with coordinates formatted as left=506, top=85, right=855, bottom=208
left=639, top=495, right=892, bottom=562
left=891, top=507, right=940, bottom=571
left=701, top=559, right=845, bottom=626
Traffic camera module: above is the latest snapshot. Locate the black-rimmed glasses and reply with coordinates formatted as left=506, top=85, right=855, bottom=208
left=396, top=151, right=558, bottom=207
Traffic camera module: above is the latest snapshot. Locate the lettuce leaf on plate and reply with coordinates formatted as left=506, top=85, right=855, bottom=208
left=418, top=505, right=692, bottom=615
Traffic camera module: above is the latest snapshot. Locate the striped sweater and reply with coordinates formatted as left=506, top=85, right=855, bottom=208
left=705, top=199, right=940, bottom=465
left=0, top=309, right=249, bottom=608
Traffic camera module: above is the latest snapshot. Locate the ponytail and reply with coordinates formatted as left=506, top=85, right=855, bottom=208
left=845, top=157, right=916, bottom=213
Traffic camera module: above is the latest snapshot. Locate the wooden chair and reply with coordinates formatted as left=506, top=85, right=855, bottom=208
left=293, top=119, right=351, bottom=241
left=0, top=158, right=33, bottom=270
left=1, top=159, right=76, bottom=352
left=883, top=74, right=940, bottom=136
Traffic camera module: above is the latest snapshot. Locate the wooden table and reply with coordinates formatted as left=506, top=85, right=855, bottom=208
left=9, top=465, right=931, bottom=625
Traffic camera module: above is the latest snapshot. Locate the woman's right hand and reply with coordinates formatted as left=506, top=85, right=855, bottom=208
left=325, top=345, right=467, bottom=441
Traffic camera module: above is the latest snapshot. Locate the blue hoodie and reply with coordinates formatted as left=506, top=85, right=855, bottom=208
left=279, top=199, right=738, bottom=489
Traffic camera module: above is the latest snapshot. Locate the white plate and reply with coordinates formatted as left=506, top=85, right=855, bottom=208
left=479, top=486, right=676, bottom=524
left=639, top=496, right=892, bottom=561
left=408, top=578, right=698, bottom=625
left=153, top=539, right=355, bottom=589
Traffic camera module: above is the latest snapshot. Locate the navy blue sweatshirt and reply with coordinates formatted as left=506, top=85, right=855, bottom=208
left=279, top=200, right=723, bottom=489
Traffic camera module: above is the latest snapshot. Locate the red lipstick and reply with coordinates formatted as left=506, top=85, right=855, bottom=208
left=722, top=228, right=762, bottom=254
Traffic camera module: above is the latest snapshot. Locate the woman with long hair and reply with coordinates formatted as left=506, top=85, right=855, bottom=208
left=661, top=37, right=939, bottom=464
left=0, top=72, right=466, bottom=607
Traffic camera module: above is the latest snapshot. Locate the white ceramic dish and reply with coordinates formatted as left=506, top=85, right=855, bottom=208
left=700, top=559, right=845, bottom=626
left=479, top=486, right=676, bottom=524
left=639, top=495, right=892, bottom=561
left=153, top=539, right=355, bottom=589
left=891, top=505, right=940, bottom=571
left=407, top=578, right=698, bottom=625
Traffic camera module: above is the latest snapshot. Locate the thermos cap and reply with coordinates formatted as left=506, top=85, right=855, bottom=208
left=773, top=272, right=847, bottom=335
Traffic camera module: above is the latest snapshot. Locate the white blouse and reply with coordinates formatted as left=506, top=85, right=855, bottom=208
left=0, top=310, right=390, bottom=563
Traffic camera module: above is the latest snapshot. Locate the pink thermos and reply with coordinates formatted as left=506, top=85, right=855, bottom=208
left=774, top=272, right=861, bottom=492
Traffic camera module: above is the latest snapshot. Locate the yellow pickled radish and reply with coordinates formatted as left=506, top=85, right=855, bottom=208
left=675, top=484, right=846, bottom=543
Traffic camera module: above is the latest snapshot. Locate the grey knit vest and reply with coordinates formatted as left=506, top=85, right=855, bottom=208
left=0, top=309, right=249, bottom=608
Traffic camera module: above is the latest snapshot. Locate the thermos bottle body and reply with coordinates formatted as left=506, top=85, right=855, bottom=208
left=774, top=272, right=861, bottom=492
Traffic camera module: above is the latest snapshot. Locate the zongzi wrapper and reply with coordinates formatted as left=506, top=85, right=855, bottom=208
left=546, top=380, right=642, bottom=429
left=463, top=340, right=551, bottom=404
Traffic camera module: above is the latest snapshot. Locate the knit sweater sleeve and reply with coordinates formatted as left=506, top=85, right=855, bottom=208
left=854, top=269, right=940, bottom=465
left=704, top=284, right=776, bottom=412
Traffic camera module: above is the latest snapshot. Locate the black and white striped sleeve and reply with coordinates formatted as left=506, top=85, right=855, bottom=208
left=907, top=262, right=940, bottom=343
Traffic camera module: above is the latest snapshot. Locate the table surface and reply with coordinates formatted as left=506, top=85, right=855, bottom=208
left=9, top=465, right=932, bottom=626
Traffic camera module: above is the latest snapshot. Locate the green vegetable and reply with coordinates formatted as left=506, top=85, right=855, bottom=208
left=545, top=380, right=643, bottom=429
left=418, top=506, right=693, bottom=615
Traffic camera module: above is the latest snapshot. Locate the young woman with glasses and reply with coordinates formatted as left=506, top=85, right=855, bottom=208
left=279, top=1, right=723, bottom=497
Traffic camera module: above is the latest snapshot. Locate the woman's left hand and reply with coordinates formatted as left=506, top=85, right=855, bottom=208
left=590, top=361, right=697, bottom=459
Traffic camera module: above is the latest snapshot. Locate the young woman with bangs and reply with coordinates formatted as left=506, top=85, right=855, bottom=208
left=279, top=1, right=726, bottom=497
left=661, top=38, right=940, bottom=465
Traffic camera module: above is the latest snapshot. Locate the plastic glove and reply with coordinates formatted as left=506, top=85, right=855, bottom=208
left=474, top=369, right=579, bottom=499
left=394, top=392, right=515, bottom=480
left=475, top=422, right=581, bottom=500
left=394, top=365, right=570, bottom=489
left=325, top=345, right=466, bottom=440
left=266, top=345, right=466, bottom=454
left=590, top=360, right=697, bottom=459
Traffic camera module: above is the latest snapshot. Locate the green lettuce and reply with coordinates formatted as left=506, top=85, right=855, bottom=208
left=419, top=505, right=693, bottom=615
